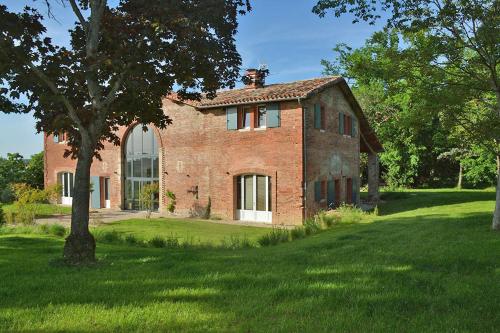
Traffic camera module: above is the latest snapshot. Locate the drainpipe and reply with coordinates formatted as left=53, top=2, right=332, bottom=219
left=299, top=97, right=307, bottom=222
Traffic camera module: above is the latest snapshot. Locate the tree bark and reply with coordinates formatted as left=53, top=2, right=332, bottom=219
left=63, top=138, right=96, bottom=263
left=493, top=154, right=500, bottom=231
left=457, top=162, right=463, bottom=189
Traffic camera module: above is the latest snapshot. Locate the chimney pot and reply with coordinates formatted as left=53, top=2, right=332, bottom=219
left=244, top=68, right=265, bottom=89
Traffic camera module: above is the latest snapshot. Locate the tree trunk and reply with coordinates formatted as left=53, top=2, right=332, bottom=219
left=457, top=162, right=463, bottom=189
left=493, top=154, right=500, bottom=231
left=63, top=142, right=96, bottom=263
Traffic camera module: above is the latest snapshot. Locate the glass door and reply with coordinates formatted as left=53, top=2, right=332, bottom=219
left=236, top=174, right=272, bottom=223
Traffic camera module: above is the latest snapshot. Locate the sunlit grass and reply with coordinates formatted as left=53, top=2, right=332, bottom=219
left=0, top=188, right=499, bottom=332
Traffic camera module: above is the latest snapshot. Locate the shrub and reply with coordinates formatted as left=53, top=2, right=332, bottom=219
left=45, top=184, right=62, bottom=204
left=16, top=205, right=37, bottom=225
left=304, top=219, right=321, bottom=235
left=322, top=213, right=339, bottom=228
left=0, top=186, right=15, bottom=204
left=221, top=234, right=252, bottom=249
left=337, top=204, right=365, bottom=224
left=258, top=227, right=290, bottom=247
left=139, top=183, right=159, bottom=219
left=5, top=211, right=16, bottom=224
left=125, top=234, right=138, bottom=245
left=290, top=226, right=306, bottom=240
left=95, top=230, right=121, bottom=243
left=48, top=224, right=67, bottom=237
left=166, top=190, right=176, bottom=213
left=165, top=235, right=180, bottom=248
left=149, top=236, right=167, bottom=248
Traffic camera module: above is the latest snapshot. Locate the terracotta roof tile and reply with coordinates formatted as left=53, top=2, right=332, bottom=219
left=167, top=76, right=343, bottom=109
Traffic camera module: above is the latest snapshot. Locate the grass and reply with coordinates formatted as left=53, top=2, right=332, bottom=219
left=0, top=203, right=71, bottom=218
left=94, top=218, right=271, bottom=245
left=0, top=188, right=499, bottom=332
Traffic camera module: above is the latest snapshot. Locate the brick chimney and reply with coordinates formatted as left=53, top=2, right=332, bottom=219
left=244, top=68, right=265, bottom=89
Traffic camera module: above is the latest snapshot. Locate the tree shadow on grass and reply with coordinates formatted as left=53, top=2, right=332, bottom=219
left=1, top=208, right=499, bottom=332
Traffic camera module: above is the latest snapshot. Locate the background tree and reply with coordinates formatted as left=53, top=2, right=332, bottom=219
left=0, top=153, right=27, bottom=202
left=314, top=0, right=500, bottom=230
left=0, top=0, right=251, bottom=263
left=23, top=152, right=44, bottom=189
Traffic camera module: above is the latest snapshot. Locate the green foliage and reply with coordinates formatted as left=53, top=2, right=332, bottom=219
left=257, top=227, right=290, bottom=247
left=220, top=234, right=253, bottom=249
left=139, top=183, right=159, bottom=218
left=336, top=204, right=366, bottom=224
left=304, top=218, right=322, bottom=235
left=0, top=153, right=26, bottom=197
left=165, top=190, right=176, bottom=213
left=39, top=224, right=67, bottom=237
left=0, top=206, right=4, bottom=226
left=0, top=186, right=15, bottom=204
left=124, top=234, right=138, bottom=246
left=290, top=226, right=306, bottom=240
left=23, top=152, right=44, bottom=189
left=0, top=153, right=45, bottom=203
left=149, top=236, right=167, bottom=248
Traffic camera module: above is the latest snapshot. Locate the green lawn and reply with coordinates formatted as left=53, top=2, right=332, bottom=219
left=0, top=189, right=499, bottom=332
left=95, top=218, right=271, bottom=245
left=1, top=203, right=72, bottom=218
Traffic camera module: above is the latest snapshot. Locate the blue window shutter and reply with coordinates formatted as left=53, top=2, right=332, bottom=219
left=352, top=117, right=357, bottom=137
left=226, top=107, right=238, bottom=130
left=314, top=181, right=321, bottom=202
left=339, top=113, right=344, bottom=134
left=327, top=180, right=335, bottom=208
left=267, top=103, right=280, bottom=128
left=90, top=176, right=101, bottom=209
left=314, top=104, right=321, bottom=129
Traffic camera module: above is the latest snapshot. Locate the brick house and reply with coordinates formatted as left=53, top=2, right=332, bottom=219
left=44, top=70, right=382, bottom=225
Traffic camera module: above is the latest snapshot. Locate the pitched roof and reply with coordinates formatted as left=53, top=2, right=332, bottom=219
left=168, top=76, right=343, bottom=109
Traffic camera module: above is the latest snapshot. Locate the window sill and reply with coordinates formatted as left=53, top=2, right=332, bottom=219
left=238, top=128, right=251, bottom=132
left=320, top=129, right=326, bottom=133
left=254, top=127, right=267, bottom=131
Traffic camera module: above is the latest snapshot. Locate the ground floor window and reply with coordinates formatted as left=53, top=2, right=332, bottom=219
left=236, top=174, right=272, bottom=223
left=59, top=172, right=74, bottom=205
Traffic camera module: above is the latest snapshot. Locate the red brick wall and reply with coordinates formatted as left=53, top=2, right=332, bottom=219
left=159, top=99, right=304, bottom=225
left=45, top=100, right=305, bottom=225
left=45, top=85, right=361, bottom=224
left=303, top=85, right=360, bottom=218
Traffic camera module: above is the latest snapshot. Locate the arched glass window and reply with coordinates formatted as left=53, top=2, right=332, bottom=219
left=124, top=125, right=159, bottom=210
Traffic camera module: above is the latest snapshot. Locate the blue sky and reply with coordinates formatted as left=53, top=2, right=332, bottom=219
left=0, top=0, right=384, bottom=158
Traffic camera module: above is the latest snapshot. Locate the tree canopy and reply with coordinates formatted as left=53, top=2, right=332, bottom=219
left=0, top=0, right=252, bottom=262
left=314, top=0, right=500, bottom=230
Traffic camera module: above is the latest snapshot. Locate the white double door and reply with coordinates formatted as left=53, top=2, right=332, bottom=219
left=236, top=174, right=272, bottom=223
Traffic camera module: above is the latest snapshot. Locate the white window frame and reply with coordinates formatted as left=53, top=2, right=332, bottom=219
left=61, top=172, right=74, bottom=205
left=237, top=174, right=272, bottom=223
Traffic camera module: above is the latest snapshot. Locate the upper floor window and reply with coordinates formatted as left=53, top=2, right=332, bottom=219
left=226, top=103, right=280, bottom=130
left=242, top=107, right=252, bottom=129
left=53, top=132, right=67, bottom=143
left=314, top=104, right=326, bottom=130
left=258, top=106, right=266, bottom=128
left=339, top=112, right=357, bottom=137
